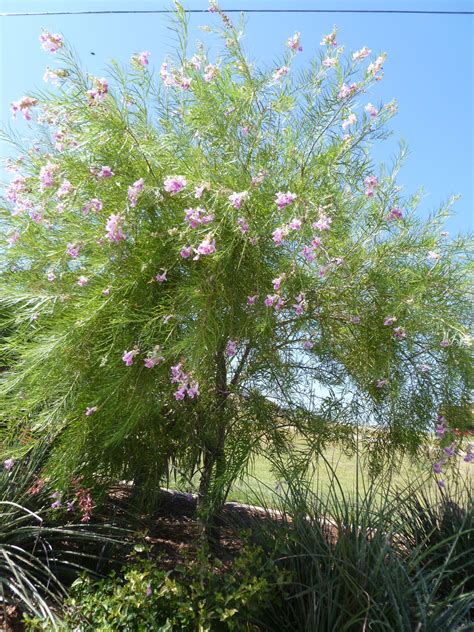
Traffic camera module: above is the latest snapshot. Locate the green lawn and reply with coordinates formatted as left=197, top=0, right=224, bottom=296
left=226, top=441, right=472, bottom=505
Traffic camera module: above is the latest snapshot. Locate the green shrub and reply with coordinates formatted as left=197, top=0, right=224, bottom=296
left=42, top=546, right=278, bottom=631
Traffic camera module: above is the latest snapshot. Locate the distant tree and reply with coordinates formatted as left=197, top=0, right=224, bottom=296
left=1, top=3, right=471, bottom=528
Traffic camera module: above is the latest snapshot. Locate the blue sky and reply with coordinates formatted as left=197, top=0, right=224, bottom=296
left=1, top=0, right=473, bottom=234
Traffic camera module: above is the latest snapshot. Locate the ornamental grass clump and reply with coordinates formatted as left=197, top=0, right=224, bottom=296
left=0, top=3, right=472, bottom=521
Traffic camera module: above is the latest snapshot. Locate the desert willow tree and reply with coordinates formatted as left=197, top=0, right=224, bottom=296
left=0, top=4, right=472, bottom=519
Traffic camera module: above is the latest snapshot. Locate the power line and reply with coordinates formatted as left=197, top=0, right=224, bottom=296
left=1, top=8, right=473, bottom=17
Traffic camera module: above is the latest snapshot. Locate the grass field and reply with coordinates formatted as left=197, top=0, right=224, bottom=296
left=226, top=441, right=472, bottom=505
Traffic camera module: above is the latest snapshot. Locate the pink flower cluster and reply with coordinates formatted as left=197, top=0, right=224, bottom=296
left=364, top=103, right=378, bottom=118
left=56, top=179, right=73, bottom=198
left=39, top=161, right=59, bottom=190
left=264, top=294, right=285, bottom=312
left=312, top=211, right=332, bottom=232
left=342, top=113, right=357, bottom=129
left=160, top=62, right=192, bottom=90
left=228, top=191, right=248, bottom=209
left=39, top=31, right=64, bottom=53
left=272, top=66, right=289, bottom=82
left=128, top=178, right=145, bottom=207
left=293, top=293, right=306, bottom=315
left=225, top=339, right=238, bottom=357
left=337, top=83, right=358, bottom=100
left=66, top=243, right=80, bottom=258
left=275, top=191, right=297, bottom=210
left=133, top=51, right=150, bottom=67
left=204, top=64, right=219, bottom=82
left=320, top=27, right=337, bottom=47
left=287, top=32, right=303, bottom=52
left=122, top=348, right=140, bottom=366
left=144, top=345, right=165, bottom=368
left=251, top=170, right=266, bottom=186
left=237, top=217, right=249, bottom=233
left=97, top=166, right=114, bottom=179
left=367, top=55, right=385, bottom=79
left=11, top=97, right=39, bottom=121
left=184, top=207, right=214, bottom=228
left=388, top=207, right=402, bottom=220
left=82, top=198, right=103, bottom=214
left=171, top=363, right=199, bottom=400
left=87, top=78, right=108, bottom=103
left=364, top=175, right=378, bottom=197
left=352, top=47, right=371, bottom=61
left=164, top=175, right=187, bottom=195
left=322, top=57, right=337, bottom=68
left=105, top=213, right=125, bottom=242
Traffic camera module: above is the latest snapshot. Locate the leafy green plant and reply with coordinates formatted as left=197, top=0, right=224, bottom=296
left=40, top=545, right=277, bottom=631
left=1, top=3, right=472, bottom=525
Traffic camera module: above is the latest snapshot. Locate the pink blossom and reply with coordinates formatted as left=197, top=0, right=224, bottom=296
left=122, top=349, right=139, bottom=366
left=364, top=102, right=378, bottom=118
left=228, top=191, right=249, bottom=209
left=77, top=276, right=88, bottom=286
left=164, top=175, right=186, bottom=195
left=241, top=126, right=250, bottom=137
left=337, top=83, right=358, bottom=99
left=289, top=218, right=302, bottom=230
left=174, top=387, right=186, bottom=400
left=195, top=236, right=216, bottom=256
left=43, top=68, right=63, bottom=85
left=393, top=327, right=406, bottom=341
left=30, top=209, right=44, bottom=224
left=440, top=338, right=450, bottom=348
left=184, top=207, right=214, bottom=228
left=427, top=251, right=440, bottom=261
left=367, top=55, right=385, bottom=78
left=433, top=460, right=444, bottom=474
left=98, top=166, right=114, bottom=179
left=264, top=294, right=277, bottom=307
left=203, top=64, right=219, bottom=82
left=11, top=96, right=39, bottom=121
left=144, top=346, right=164, bottom=368
left=364, top=175, right=378, bottom=197
left=312, top=213, right=332, bottom=231
left=384, top=316, right=396, bottom=326
left=128, top=178, right=144, bottom=207
left=342, top=113, right=357, bottom=129
left=155, top=271, right=167, bottom=283
left=3, top=458, right=15, bottom=471
left=102, top=287, right=111, bottom=296
left=247, top=295, right=258, bottom=306
left=318, top=265, right=328, bottom=278
left=272, top=276, right=284, bottom=291
left=301, top=245, right=316, bottom=262
left=137, top=51, right=151, bottom=67
left=187, top=382, right=199, bottom=398
left=208, top=1, right=219, bottom=12
left=274, top=297, right=285, bottom=312
left=272, top=66, right=290, bottom=82
left=226, top=339, right=237, bottom=357
left=47, top=271, right=56, bottom=282
left=86, top=78, right=109, bottom=103
left=194, top=185, right=205, bottom=199
left=275, top=191, right=297, bottom=209
left=82, top=198, right=103, bottom=214
left=85, top=406, right=98, bottom=416
left=251, top=170, right=266, bottom=186
left=437, top=479, right=446, bottom=489
left=322, top=57, right=337, bottom=68
left=287, top=32, right=303, bottom=52
left=7, top=231, right=20, bottom=245
left=39, top=161, right=59, bottom=190
left=352, top=47, right=371, bottom=61
left=66, top=243, right=80, bottom=258
left=56, top=179, right=73, bottom=198
left=388, top=207, right=402, bottom=220
left=376, top=378, right=388, bottom=389
left=190, top=54, right=203, bottom=70
left=320, top=27, right=337, bottom=47
left=293, top=295, right=306, bottom=315
left=420, top=363, right=430, bottom=372
left=350, top=316, right=361, bottom=324
left=303, top=341, right=314, bottom=350
left=5, top=175, right=27, bottom=203
left=272, top=227, right=288, bottom=245
left=105, top=214, right=125, bottom=242
left=39, top=31, right=63, bottom=53
left=237, top=217, right=249, bottom=234
left=180, top=246, right=193, bottom=258
left=443, top=443, right=456, bottom=458
left=435, top=423, right=446, bottom=438
left=179, top=76, right=192, bottom=90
